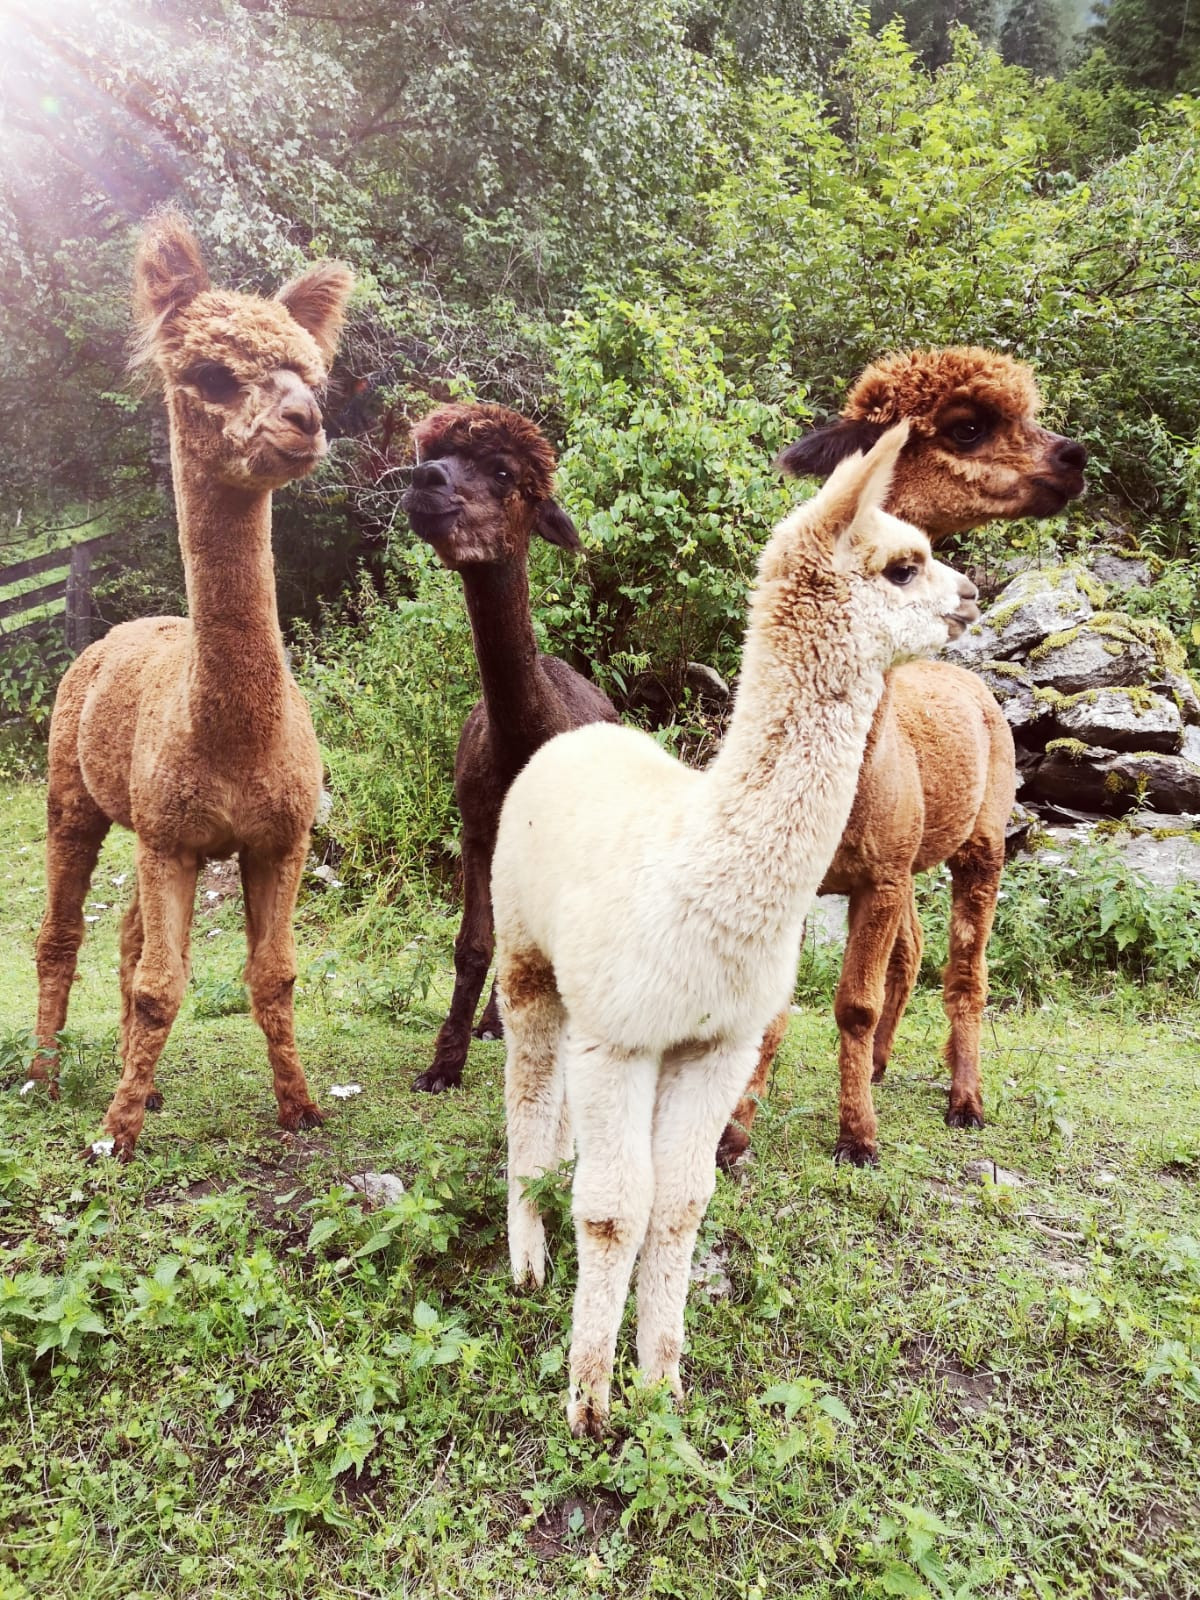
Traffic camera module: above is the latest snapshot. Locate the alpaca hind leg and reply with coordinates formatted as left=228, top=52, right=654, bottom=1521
left=942, top=840, right=1002, bottom=1130
left=564, top=1038, right=658, bottom=1438
left=416, top=830, right=494, bottom=1092
left=99, top=846, right=198, bottom=1159
left=870, top=885, right=923, bottom=1083
left=34, top=783, right=111, bottom=1092
left=833, top=882, right=909, bottom=1166
left=473, top=977, right=503, bottom=1040
left=240, top=845, right=324, bottom=1132
left=636, top=1040, right=759, bottom=1401
left=716, top=1006, right=787, bottom=1170
left=502, top=949, right=569, bottom=1288
left=117, top=888, right=163, bottom=1110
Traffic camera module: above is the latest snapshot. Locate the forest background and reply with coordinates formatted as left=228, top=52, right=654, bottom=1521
left=1, top=0, right=1198, bottom=926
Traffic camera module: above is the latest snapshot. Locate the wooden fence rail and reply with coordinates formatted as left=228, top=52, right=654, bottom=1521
left=0, top=532, right=118, bottom=652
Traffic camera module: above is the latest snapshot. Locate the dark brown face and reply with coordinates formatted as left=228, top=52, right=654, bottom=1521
left=402, top=446, right=580, bottom=568
left=402, top=450, right=524, bottom=567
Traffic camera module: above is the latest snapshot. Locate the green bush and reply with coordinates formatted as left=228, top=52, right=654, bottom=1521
left=297, top=559, right=479, bottom=926
left=548, top=292, right=808, bottom=688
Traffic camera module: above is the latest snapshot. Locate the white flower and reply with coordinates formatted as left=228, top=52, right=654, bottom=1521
left=328, top=1083, right=363, bottom=1100
left=19, top=1080, right=36, bottom=1097
left=91, top=1139, right=115, bottom=1157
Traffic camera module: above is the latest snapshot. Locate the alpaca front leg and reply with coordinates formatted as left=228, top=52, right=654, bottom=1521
left=416, top=831, right=494, bottom=1092
left=942, top=841, right=1003, bottom=1130
left=99, top=846, right=198, bottom=1159
left=833, top=883, right=909, bottom=1165
left=501, top=951, right=568, bottom=1288
left=240, top=846, right=323, bottom=1132
left=637, top=1041, right=758, bottom=1400
left=33, top=786, right=110, bottom=1093
left=117, top=888, right=164, bottom=1110
left=565, top=1039, right=658, bottom=1438
left=870, top=884, right=923, bottom=1083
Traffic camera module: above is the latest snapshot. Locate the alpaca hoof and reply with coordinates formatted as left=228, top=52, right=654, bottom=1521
left=413, top=1063, right=463, bottom=1094
left=509, top=1213, right=546, bottom=1289
left=278, top=1101, right=325, bottom=1132
left=870, top=1062, right=888, bottom=1084
left=946, top=1106, right=985, bottom=1130
left=144, top=1089, right=164, bottom=1112
left=715, top=1124, right=750, bottom=1172
left=82, top=1135, right=134, bottom=1163
left=473, top=1024, right=502, bottom=1042
left=833, top=1139, right=879, bottom=1168
left=567, top=1391, right=609, bottom=1440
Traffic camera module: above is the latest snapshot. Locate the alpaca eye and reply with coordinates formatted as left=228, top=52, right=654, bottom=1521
left=948, top=418, right=986, bottom=447
left=884, top=562, right=919, bottom=587
left=494, top=466, right=512, bottom=483
left=187, top=363, right=240, bottom=404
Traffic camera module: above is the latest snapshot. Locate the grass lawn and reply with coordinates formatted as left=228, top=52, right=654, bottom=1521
left=1, top=779, right=1198, bottom=1599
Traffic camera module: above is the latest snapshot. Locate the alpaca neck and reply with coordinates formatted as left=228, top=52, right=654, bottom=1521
left=691, top=569, right=885, bottom=936
left=460, top=557, right=560, bottom=756
left=172, top=443, right=288, bottom=741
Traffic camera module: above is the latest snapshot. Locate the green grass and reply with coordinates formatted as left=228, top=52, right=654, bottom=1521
left=1, top=780, right=1199, bottom=1599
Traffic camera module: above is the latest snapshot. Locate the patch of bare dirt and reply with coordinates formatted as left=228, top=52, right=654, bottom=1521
left=526, top=1492, right=622, bottom=1559
left=901, top=1334, right=1000, bottom=1424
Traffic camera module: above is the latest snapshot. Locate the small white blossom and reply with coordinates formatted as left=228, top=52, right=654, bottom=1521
left=328, top=1083, right=363, bottom=1100
left=20, top=1080, right=36, bottom=1097
left=91, top=1139, right=115, bottom=1157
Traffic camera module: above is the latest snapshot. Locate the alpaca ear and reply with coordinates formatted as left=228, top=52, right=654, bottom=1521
left=132, top=212, right=210, bottom=350
left=815, top=420, right=911, bottom=550
left=276, top=262, right=354, bottom=365
left=534, top=499, right=581, bottom=551
left=776, top=418, right=888, bottom=479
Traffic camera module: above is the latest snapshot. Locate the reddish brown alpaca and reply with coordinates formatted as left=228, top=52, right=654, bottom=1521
left=31, top=214, right=353, bottom=1160
left=717, top=346, right=1086, bottom=1168
left=401, top=403, right=616, bottom=1092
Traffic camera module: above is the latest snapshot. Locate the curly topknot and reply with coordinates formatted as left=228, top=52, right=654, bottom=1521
left=412, top=403, right=558, bottom=501
left=843, top=347, right=1042, bottom=430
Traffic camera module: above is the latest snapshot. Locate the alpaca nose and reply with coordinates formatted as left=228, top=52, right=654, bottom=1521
left=1053, top=436, right=1087, bottom=471
left=281, top=392, right=322, bottom=436
left=957, top=573, right=979, bottom=604
left=412, top=461, right=450, bottom=490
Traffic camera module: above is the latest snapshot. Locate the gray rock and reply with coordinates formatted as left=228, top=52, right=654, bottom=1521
left=1089, top=551, right=1153, bottom=591
left=345, top=1171, right=407, bottom=1207
left=1027, top=621, right=1159, bottom=696
left=1158, top=669, right=1200, bottom=727
left=1030, top=745, right=1200, bottom=815
left=963, top=1159, right=1025, bottom=1188
left=984, top=564, right=1097, bottom=657
left=1183, top=727, right=1200, bottom=765
left=974, top=662, right=1046, bottom=732
left=1051, top=687, right=1182, bottom=755
left=942, top=618, right=1003, bottom=668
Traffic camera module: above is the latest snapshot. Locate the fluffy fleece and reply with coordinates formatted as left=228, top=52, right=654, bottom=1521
left=32, top=213, right=353, bottom=1160
left=491, top=422, right=979, bottom=1437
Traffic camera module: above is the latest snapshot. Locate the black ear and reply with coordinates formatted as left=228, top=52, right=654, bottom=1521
left=534, top=499, right=580, bottom=550
left=776, top=419, right=889, bottom=480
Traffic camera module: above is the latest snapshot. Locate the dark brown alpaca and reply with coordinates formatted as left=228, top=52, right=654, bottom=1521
left=31, top=213, right=353, bottom=1160
left=401, top=402, right=616, bottom=1093
left=717, top=346, right=1086, bottom=1168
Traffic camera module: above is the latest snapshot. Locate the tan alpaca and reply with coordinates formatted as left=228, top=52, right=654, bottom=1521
left=493, top=424, right=980, bottom=1437
left=717, top=346, right=1086, bottom=1167
left=31, top=213, right=353, bottom=1160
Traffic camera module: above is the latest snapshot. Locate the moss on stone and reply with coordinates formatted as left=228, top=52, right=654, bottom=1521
left=1045, top=737, right=1094, bottom=761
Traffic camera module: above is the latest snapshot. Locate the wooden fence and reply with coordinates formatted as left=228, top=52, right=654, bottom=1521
left=0, top=532, right=118, bottom=652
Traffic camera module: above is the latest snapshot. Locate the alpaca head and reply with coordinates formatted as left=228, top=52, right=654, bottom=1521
left=402, top=402, right=579, bottom=568
left=131, top=212, right=354, bottom=492
left=764, top=422, right=980, bottom=670
left=777, top=347, right=1087, bottom=539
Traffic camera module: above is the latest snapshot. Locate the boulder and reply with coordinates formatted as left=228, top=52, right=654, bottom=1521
left=1026, top=617, right=1164, bottom=696
left=973, top=661, right=1047, bottom=732
left=1050, top=687, right=1182, bottom=755
left=1029, top=742, right=1200, bottom=815
left=1088, top=551, right=1153, bottom=592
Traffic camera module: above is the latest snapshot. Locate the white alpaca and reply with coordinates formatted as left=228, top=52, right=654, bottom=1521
left=491, top=422, right=979, bottom=1437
